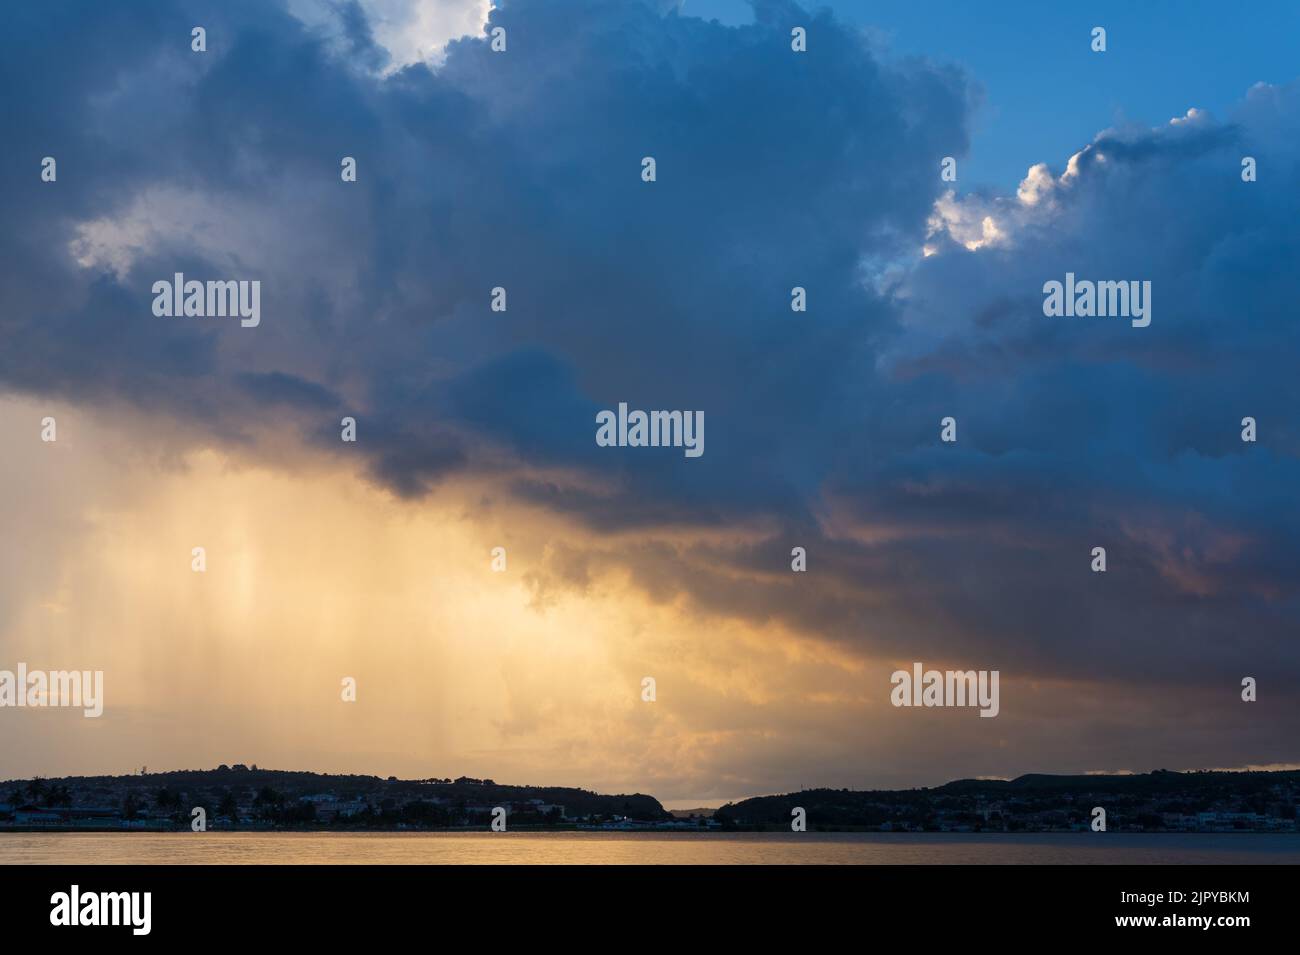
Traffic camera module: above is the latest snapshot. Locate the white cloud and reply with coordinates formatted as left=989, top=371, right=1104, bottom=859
left=289, top=0, right=492, bottom=71
left=926, top=189, right=1009, bottom=252
left=68, top=188, right=278, bottom=279
left=1016, top=162, right=1055, bottom=206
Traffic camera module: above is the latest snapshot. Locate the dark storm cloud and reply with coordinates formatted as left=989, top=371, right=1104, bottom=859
left=1, top=0, right=969, bottom=497
left=1, top=0, right=1297, bottom=712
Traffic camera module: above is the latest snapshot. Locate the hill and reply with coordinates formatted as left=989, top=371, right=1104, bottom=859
left=713, top=769, right=1300, bottom=832
left=0, top=765, right=669, bottom=829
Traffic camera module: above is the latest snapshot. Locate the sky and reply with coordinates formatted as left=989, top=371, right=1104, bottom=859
left=1, top=0, right=1298, bottom=807
left=693, top=0, right=1300, bottom=189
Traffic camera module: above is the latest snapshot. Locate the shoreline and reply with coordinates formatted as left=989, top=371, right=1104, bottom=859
left=3, top=827, right=1297, bottom=836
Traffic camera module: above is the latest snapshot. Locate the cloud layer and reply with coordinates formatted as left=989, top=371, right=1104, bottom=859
left=2, top=0, right=1297, bottom=791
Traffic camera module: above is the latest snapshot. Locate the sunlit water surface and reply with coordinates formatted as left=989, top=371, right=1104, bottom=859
left=3, top=831, right=1298, bottom=864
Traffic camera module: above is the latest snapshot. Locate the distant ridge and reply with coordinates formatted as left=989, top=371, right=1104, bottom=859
left=714, top=769, right=1300, bottom=831
left=4, top=767, right=1298, bottom=833
left=934, top=769, right=1300, bottom=794
left=0, top=766, right=670, bottom=828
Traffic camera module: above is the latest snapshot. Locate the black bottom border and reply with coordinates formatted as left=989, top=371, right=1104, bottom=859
left=3, top=863, right=1287, bottom=940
